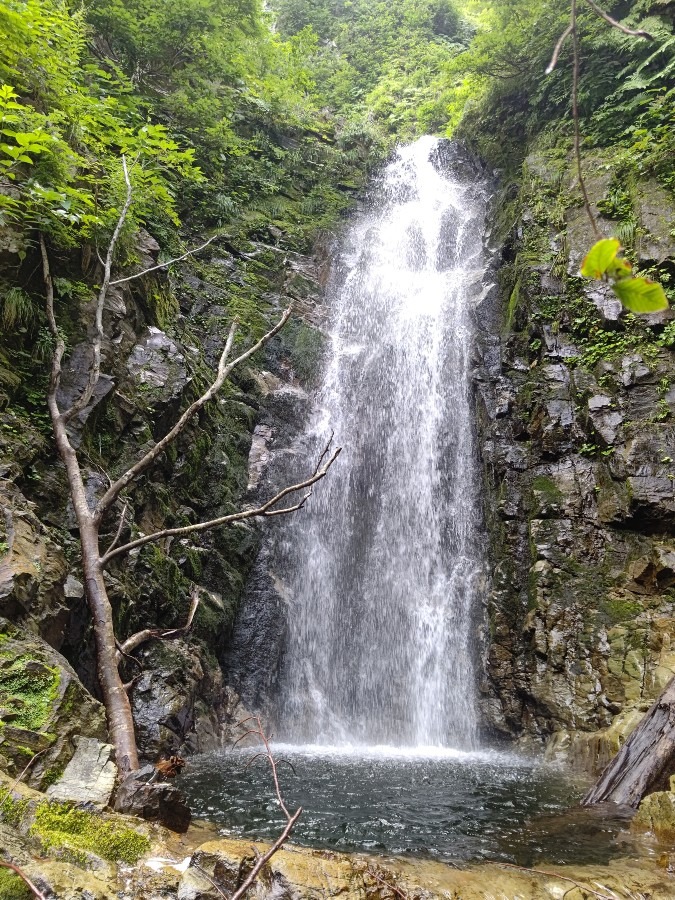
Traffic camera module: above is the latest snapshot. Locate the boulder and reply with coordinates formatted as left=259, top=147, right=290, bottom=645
left=0, top=619, right=106, bottom=790
left=114, top=765, right=191, bottom=833
left=46, top=737, right=117, bottom=807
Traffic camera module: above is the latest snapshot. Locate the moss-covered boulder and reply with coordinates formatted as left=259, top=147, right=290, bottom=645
left=633, top=777, right=675, bottom=843
left=0, top=619, right=106, bottom=789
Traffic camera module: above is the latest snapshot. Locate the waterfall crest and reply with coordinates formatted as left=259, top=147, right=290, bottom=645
left=276, top=136, right=490, bottom=749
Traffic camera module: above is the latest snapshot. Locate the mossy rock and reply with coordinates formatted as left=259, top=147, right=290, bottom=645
left=0, top=619, right=106, bottom=789
left=632, top=783, right=675, bottom=842
left=0, top=868, right=32, bottom=900
left=30, top=801, right=150, bottom=865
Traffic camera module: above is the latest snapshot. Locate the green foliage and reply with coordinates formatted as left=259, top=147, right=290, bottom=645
left=273, top=0, right=469, bottom=140
left=581, top=238, right=669, bottom=313
left=581, top=239, right=650, bottom=303
left=0, top=868, right=31, bottom=900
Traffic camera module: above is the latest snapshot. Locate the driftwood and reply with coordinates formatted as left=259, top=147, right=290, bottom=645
left=583, top=676, right=675, bottom=807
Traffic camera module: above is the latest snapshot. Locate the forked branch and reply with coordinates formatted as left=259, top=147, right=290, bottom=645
left=228, top=716, right=302, bottom=900
left=95, top=305, right=293, bottom=523
left=115, top=586, right=200, bottom=664
left=100, top=437, right=340, bottom=565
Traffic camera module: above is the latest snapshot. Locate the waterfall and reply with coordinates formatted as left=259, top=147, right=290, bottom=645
left=276, top=136, right=490, bottom=749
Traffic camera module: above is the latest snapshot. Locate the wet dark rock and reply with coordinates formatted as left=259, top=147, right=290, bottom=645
left=476, top=149, right=675, bottom=762
left=114, top=764, right=191, bottom=832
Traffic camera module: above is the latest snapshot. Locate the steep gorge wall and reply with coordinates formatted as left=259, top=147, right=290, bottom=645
left=476, top=148, right=675, bottom=771
left=0, top=223, right=331, bottom=780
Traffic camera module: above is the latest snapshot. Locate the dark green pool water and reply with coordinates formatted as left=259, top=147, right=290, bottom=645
left=179, top=745, right=639, bottom=866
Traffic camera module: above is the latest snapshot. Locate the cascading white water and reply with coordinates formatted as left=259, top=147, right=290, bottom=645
left=276, top=136, right=490, bottom=749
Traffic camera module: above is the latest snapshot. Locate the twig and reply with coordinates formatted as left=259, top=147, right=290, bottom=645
left=220, top=716, right=302, bottom=900
left=101, top=440, right=340, bottom=564
left=231, top=810, right=302, bottom=900
left=104, top=500, right=128, bottom=555
left=582, top=0, right=654, bottom=39
left=571, top=0, right=601, bottom=239
left=191, top=862, right=229, bottom=899
left=0, top=861, right=47, bottom=900
left=0, top=748, right=49, bottom=811
left=496, top=862, right=618, bottom=900
left=109, top=234, right=221, bottom=286
left=94, top=305, right=294, bottom=523
left=366, top=867, right=410, bottom=900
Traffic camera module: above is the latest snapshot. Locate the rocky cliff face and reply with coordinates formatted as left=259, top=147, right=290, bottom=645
left=0, top=223, right=331, bottom=767
left=475, top=149, right=675, bottom=771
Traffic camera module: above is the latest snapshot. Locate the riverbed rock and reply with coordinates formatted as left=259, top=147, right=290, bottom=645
left=178, top=836, right=675, bottom=900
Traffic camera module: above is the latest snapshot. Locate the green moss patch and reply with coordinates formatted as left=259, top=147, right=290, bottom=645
left=0, top=868, right=32, bottom=900
left=0, top=653, right=59, bottom=731
left=31, top=801, right=150, bottom=864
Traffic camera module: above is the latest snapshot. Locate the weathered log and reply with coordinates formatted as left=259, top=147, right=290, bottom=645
left=583, top=676, right=675, bottom=808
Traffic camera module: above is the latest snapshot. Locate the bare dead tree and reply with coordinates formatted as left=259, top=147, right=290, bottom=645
left=227, top=716, right=303, bottom=900
left=39, top=157, right=341, bottom=781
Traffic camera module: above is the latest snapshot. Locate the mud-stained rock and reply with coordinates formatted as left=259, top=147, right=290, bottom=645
left=114, top=764, right=192, bottom=833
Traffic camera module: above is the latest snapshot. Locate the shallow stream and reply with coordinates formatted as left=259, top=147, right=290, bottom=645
left=180, top=746, right=639, bottom=867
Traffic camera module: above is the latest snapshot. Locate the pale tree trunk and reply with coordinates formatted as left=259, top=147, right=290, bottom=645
left=38, top=162, right=340, bottom=781
left=43, top=236, right=139, bottom=777
left=583, top=676, right=675, bottom=808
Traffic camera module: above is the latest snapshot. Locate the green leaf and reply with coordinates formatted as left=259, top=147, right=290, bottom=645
left=580, top=238, right=621, bottom=278
left=612, top=277, right=669, bottom=313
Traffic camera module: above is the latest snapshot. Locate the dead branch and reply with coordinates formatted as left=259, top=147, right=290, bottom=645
left=366, top=867, right=410, bottom=900
left=115, top=586, right=200, bottom=664
left=582, top=0, right=654, bottom=39
left=95, top=304, right=293, bottom=523
left=545, top=24, right=573, bottom=73
left=227, top=716, right=302, bottom=900
left=63, top=155, right=134, bottom=424
left=0, top=861, right=47, bottom=900
left=570, top=0, right=601, bottom=240
left=100, top=440, right=340, bottom=565
left=495, top=862, right=617, bottom=900
left=39, top=234, right=65, bottom=399
left=109, top=234, right=220, bottom=286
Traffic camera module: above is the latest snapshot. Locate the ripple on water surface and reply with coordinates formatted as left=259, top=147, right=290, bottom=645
left=179, top=746, right=638, bottom=866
